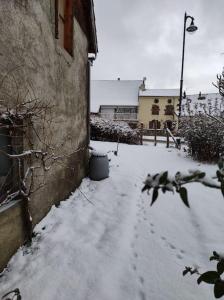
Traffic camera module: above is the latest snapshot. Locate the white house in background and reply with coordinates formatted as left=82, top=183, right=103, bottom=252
left=91, top=78, right=146, bottom=124
left=181, top=92, right=224, bottom=116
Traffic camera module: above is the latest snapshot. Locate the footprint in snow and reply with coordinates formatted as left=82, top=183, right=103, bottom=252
left=150, top=230, right=155, bottom=234
left=139, top=276, right=144, bottom=285
left=168, top=243, right=176, bottom=250
left=132, top=264, right=137, bottom=271
left=120, top=193, right=127, bottom=197
left=134, top=252, right=138, bottom=258
left=161, top=237, right=186, bottom=258
left=139, top=290, right=147, bottom=300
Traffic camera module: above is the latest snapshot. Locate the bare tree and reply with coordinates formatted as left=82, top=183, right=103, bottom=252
left=0, top=68, right=84, bottom=241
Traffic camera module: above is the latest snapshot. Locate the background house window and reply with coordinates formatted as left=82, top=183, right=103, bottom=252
left=168, top=99, right=172, bottom=104
left=154, top=99, right=159, bottom=103
left=165, top=120, right=174, bottom=130
left=165, top=105, right=174, bottom=115
left=149, top=120, right=161, bottom=129
left=55, top=0, right=74, bottom=56
left=116, top=107, right=137, bottom=113
left=152, top=104, right=160, bottom=115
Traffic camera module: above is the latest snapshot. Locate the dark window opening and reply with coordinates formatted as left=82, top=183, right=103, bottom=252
left=168, top=99, right=172, bottom=104
left=154, top=98, right=159, bottom=104
left=0, top=120, right=23, bottom=205
left=149, top=120, right=161, bottom=129
left=116, top=107, right=137, bottom=114
left=152, top=104, right=160, bottom=115
left=165, top=120, right=173, bottom=130
left=165, top=105, right=174, bottom=115
left=0, top=127, right=12, bottom=177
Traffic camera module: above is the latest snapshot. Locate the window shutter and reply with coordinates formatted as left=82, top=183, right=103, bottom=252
left=55, top=0, right=59, bottom=39
left=64, top=0, right=74, bottom=56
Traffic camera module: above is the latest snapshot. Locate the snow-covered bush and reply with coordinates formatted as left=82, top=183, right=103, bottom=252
left=90, top=116, right=141, bottom=145
left=179, top=115, right=224, bottom=162
left=181, top=94, right=224, bottom=117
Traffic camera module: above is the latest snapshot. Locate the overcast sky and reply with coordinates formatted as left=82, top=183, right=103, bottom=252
left=92, top=0, right=224, bottom=94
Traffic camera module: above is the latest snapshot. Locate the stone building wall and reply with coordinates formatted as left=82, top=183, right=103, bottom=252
left=0, top=0, right=91, bottom=271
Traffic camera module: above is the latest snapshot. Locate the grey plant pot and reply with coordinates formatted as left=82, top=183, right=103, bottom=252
left=89, top=151, right=109, bottom=181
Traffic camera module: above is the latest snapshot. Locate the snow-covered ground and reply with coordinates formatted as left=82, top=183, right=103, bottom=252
left=1, top=141, right=224, bottom=300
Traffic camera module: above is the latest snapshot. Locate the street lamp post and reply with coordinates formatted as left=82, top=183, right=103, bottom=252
left=179, top=12, right=198, bottom=117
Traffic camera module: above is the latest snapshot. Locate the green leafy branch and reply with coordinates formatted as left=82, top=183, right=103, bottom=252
left=183, top=252, right=224, bottom=298
left=1, top=288, right=21, bottom=300
left=142, top=160, right=224, bottom=298
left=142, top=161, right=224, bottom=208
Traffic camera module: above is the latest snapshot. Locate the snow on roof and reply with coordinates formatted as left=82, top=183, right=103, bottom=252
left=91, top=80, right=143, bottom=113
left=181, top=93, right=224, bottom=116
left=139, top=89, right=180, bottom=97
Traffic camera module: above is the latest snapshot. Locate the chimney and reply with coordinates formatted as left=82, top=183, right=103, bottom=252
left=140, top=77, right=147, bottom=91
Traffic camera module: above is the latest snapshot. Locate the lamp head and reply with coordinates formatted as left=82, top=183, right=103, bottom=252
left=186, top=19, right=198, bottom=33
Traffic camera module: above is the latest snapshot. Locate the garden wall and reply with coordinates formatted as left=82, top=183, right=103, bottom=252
left=0, top=200, right=27, bottom=272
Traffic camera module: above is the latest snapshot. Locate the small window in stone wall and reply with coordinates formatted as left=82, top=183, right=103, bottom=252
left=55, top=0, right=74, bottom=56
left=0, top=125, right=12, bottom=204
left=154, top=99, right=159, bottom=104
left=0, top=120, right=23, bottom=205
left=152, top=105, right=160, bottom=115
left=0, top=127, right=12, bottom=177
left=168, top=99, right=172, bottom=104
